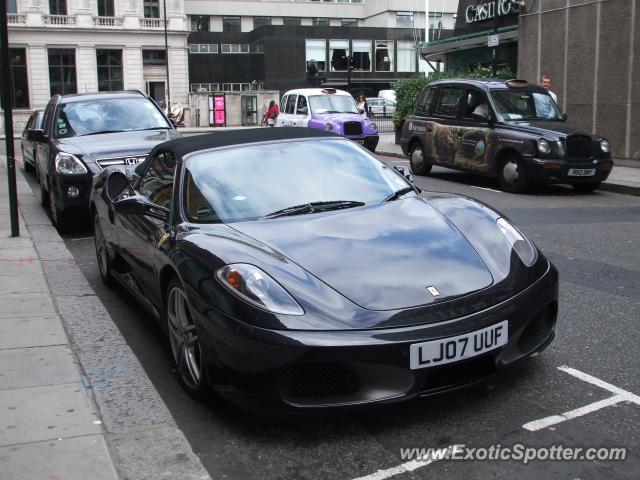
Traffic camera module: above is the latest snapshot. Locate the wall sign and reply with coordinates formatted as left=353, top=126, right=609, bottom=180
left=465, top=0, right=519, bottom=24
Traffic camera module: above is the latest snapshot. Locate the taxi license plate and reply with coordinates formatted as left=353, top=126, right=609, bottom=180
left=568, top=168, right=596, bottom=177
left=409, top=320, right=508, bottom=370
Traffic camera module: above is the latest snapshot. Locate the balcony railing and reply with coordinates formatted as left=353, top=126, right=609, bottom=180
left=7, top=14, right=26, bottom=25
left=140, top=18, right=163, bottom=29
left=93, top=16, right=124, bottom=28
left=43, top=15, right=77, bottom=26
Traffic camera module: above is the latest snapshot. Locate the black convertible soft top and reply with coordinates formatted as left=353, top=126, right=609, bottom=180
left=149, top=127, right=340, bottom=160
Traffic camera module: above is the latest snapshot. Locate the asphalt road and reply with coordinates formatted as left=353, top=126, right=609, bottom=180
left=20, top=157, right=640, bottom=480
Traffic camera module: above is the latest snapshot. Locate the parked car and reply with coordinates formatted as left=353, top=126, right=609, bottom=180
left=28, top=90, right=178, bottom=232
left=400, top=78, right=613, bottom=193
left=21, top=110, right=43, bottom=175
left=378, top=89, right=397, bottom=103
left=92, top=127, right=558, bottom=414
left=367, top=97, right=396, bottom=117
left=276, top=88, right=379, bottom=152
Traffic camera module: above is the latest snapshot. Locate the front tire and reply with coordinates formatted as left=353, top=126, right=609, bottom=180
left=49, top=183, right=70, bottom=233
left=572, top=182, right=601, bottom=193
left=94, top=214, right=114, bottom=286
left=166, top=279, right=210, bottom=399
left=499, top=155, right=528, bottom=193
left=408, top=142, right=432, bottom=176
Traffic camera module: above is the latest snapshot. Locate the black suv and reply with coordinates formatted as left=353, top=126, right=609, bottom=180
left=28, top=90, right=178, bottom=231
left=400, top=79, right=613, bottom=193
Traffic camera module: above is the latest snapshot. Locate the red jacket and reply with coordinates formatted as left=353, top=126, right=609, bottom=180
left=263, top=104, right=279, bottom=124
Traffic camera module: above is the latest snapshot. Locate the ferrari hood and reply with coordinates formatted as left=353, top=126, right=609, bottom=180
left=231, top=197, right=494, bottom=311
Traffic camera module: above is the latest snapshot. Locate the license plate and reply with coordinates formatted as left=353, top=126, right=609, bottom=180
left=568, top=168, right=596, bottom=177
left=409, top=320, right=508, bottom=370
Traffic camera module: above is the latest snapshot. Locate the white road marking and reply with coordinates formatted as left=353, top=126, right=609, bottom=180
left=351, top=455, right=444, bottom=480
left=470, top=186, right=503, bottom=193
left=70, top=236, right=95, bottom=241
left=523, top=366, right=640, bottom=432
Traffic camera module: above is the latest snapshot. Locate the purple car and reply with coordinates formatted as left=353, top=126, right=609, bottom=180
left=276, top=88, right=379, bottom=152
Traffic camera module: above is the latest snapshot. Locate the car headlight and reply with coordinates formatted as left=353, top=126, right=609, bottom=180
left=325, top=123, right=333, bottom=132
left=55, top=152, right=88, bottom=175
left=368, top=121, right=378, bottom=133
left=497, top=218, right=538, bottom=267
left=537, top=138, right=551, bottom=155
left=215, top=264, right=304, bottom=315
left=600, top=139, right=611, bottom=153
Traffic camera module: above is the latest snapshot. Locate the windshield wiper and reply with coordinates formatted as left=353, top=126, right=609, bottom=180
left=264, top=200, right=365, bottom=219
left=134, top=126, right=172, bottom=131
left=80, top=130, right=125, bottom=136
left=383, top=187, right=415, bottom=202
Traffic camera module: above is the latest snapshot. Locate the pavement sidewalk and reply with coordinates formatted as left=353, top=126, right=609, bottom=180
left=0, top=163, right=211, bottom=479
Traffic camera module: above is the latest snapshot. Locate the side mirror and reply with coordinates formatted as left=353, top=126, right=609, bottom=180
left=471, top=111, right=490, bottom=121
left=27, top=129, right=47, bottom=143
left=105, top=171, right=133, bottom=202
left=296, top=107, right=308, bottom=115
left=394, top=165, right=414, bottom=183
left=113, top=195, right=169, bottom=221
left=562, top=113, right=568, bottom=121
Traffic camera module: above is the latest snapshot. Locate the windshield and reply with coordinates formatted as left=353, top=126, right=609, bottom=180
left=309, top=95, right=359, bottom=114
left=183, top=139, right=410, bottom=223
left=54, top=97, right=170, bottom=138
left=490, top=90, right=563, bottom=120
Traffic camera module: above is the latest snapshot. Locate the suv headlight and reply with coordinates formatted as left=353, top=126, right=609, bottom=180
left=599, top=139, right=611, bottom=153
left=55, top=152, right=88, bottom=175
left=215, top=264, right=304, bottom=315
left=497, top=218, right=538, bottom=267
left=537, top=138, right=551, bottom=155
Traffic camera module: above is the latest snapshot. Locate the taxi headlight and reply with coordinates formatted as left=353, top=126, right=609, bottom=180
left=599, top=139, right=611, bottom=153
left=537, top=138, right=551, bottom=155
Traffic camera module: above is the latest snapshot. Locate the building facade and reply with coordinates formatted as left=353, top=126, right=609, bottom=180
left=184, top=0, right=459, bottom=99
left=2, top=0, right=190, bottom=132
left=518, top=0, right=639, bottom=163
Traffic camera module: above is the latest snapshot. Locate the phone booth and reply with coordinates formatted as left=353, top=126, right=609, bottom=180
left=241, top=95, right=258, bottom=126
left=209, top=94, right=226, bottom=127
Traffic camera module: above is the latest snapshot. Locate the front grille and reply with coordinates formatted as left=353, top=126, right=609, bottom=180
left=96, top=154, right=147, bottom=170
left=343, top=122, right=363, bottom=136
left=279, top=363, right=360, bottom=401
left=566, top=135, right=593, bottom=159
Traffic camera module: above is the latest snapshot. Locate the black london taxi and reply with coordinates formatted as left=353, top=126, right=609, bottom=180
left=399, top=79, right=613, bottom=193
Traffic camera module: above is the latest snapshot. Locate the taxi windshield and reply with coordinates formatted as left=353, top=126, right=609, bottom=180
left=309, top=95, right=359, bottom=114
left=490, top=89, right=563, bottom=121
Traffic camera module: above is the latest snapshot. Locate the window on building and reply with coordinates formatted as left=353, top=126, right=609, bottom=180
left=96, top=49, right=123, bottom=91
left=191, top=15, right=210, bottom=32
left=144, top=0, right=159, bottom=18
left=329, top=39, right=349, bottom=71
left=49, top=0, right=67, bottom=15
left=313, top=17, right=330, bottom=27
left=396, top=11, right=413, bottom=28
left=7, top=0, right=17, bottom=13
left=283, top=17, right=301, bottom=26
left=0, top=48, right=30, bottom=109
left=48, top=48, right=77, bottom=96
left=429, top=12, right=443, bottom=30
left=397, top=41, right=416, bottom=72
left=189, top=44, right=218, bottom=54
left=223, top=16, right=241, bottom=32
left=97, top=0, right=114, bottom=17
left=142, top=49, right=167, bottom=64
left=375, top=41, right=394, bottom=72
left=352, top=40, right=371, bottom=71
left=341, top=18, right=357, bottom=27
left=254, top=17, right=271, bottom=29
left=305, top=39, right=326, bottom=71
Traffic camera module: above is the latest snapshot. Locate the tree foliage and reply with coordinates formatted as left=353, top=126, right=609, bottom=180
left=392, top=65, right=514, bottom=129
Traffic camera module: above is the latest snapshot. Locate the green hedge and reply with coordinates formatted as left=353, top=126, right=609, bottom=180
left=392, top=65, right=514, bottom=129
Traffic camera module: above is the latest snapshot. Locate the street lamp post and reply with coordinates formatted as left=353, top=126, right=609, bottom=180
left=163, top=0, right=171, bottom=113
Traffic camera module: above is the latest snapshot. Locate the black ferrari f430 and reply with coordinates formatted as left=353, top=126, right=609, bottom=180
left=91, top=128, right=559, bottom=414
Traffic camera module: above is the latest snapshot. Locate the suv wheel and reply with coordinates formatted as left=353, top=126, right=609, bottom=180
left=49, top=184, right=69, bottom=233
left=499, top=155, right=528, bottom=193
left=94, top=214, right=114, bottom=286
left=409, top=143, right=432, bottom=176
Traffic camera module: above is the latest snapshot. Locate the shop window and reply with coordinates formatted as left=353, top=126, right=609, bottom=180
left=352, top=40, right=371, bottom=71
left=306, top=39, right=326, bottom=72
left=397, top=41, right=416, bottom=73
left=96, top=49, right=123, bottom=91
left=330, top=39, right=349, bottom=72
left=375, top=41, right=394, bottom=72
left=48, top=48, right=77, bottom=96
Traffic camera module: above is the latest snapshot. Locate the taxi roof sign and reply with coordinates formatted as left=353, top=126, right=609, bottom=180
left=506, top=79, right=529, bottom=88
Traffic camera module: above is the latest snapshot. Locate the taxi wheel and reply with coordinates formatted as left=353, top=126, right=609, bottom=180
left=409, top=143, right=432, bottom=176
left=572, top=182, right=601, bottom=193
left=499, top=155, right=528, bottom=193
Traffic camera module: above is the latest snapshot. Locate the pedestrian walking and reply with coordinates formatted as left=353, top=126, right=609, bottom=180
left=262, top=100, right=279, bottom=127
